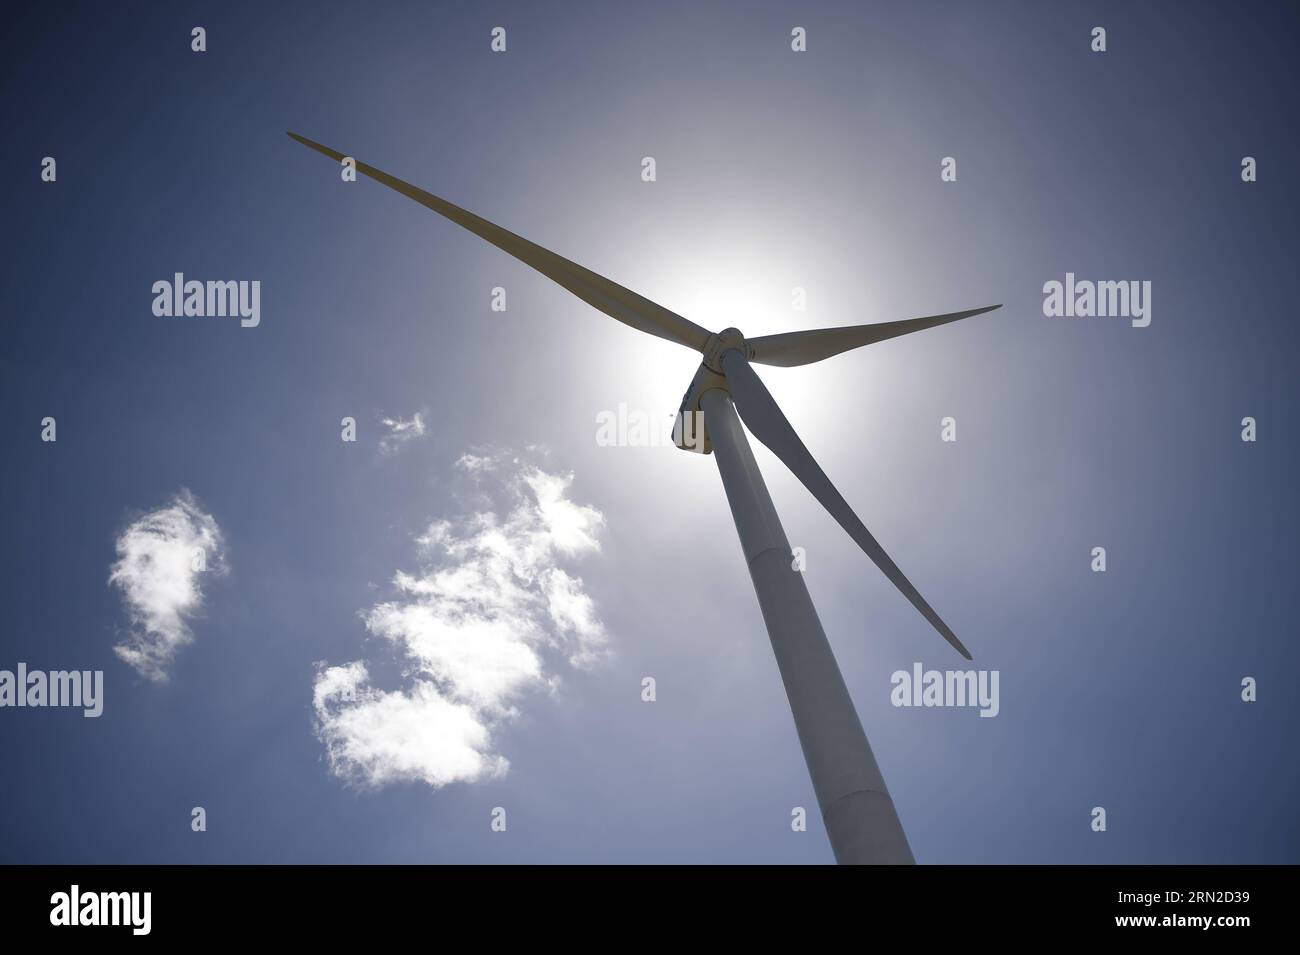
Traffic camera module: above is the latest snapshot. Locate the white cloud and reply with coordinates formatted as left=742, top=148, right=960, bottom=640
left=312, top=662, right=506, bottom=789
left=108, top=490, right=226, bottom=682
left=313, top=452, right=609, bottom=790
left=378, top=412, right=426, bottom=455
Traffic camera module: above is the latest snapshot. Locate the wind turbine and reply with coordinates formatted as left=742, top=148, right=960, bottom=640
left=289, top=132, right=1000, bottom=864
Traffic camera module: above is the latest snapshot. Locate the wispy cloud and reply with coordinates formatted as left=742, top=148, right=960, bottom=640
left=313, top=452, right=609, bottom=790
left=108, top=490, right=226, bottom=682
left=378, top=412, right=426, bottom=455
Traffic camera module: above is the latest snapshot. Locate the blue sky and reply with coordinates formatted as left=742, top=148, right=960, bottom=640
left=1, top=0, right=1296, bottom=863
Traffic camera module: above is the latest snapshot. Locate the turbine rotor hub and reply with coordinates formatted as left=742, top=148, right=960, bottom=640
left=703, top=327, right=751, bottom=372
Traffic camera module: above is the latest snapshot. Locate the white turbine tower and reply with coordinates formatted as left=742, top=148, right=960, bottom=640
left=290, top=132, right=1000, bottom=864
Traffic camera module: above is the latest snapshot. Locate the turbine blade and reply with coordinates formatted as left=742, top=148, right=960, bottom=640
left=287, top=132, right=712, bottom=352
left=748, top=305, right=1001, bottom=367
left=720, top=349, right=971, bottom=659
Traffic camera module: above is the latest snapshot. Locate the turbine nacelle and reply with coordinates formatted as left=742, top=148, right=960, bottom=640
left=673, top=361, right=726, bottom=454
